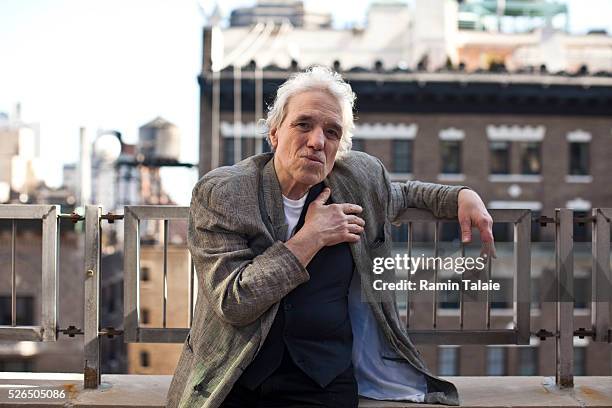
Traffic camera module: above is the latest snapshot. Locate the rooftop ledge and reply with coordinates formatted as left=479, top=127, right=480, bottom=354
left=1, top=374, right=611, bottom=407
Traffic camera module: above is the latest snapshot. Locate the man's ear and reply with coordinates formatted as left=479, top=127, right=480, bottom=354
left=269, top=128, right=278, bottom=150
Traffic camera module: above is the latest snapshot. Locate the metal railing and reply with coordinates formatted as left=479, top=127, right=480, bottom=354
left=123, top=206, right=194, bottom=344
left=398, top=208, right=531, bottom=346
left=0, top=205, right=59, bottom=342
left=0, top=204, right=610, bottom=391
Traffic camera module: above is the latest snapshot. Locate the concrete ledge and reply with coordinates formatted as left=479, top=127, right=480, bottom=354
left=0, top=373, right=611, bottom=407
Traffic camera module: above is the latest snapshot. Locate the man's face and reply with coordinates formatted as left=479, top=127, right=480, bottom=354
left=270, top=89, right=343, bottom=198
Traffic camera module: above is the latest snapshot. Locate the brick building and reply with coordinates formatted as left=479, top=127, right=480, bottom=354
left=194, top=6, right=612, bottom=374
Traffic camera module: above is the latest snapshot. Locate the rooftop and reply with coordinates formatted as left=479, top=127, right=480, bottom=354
left=1, top=373, right=610, bottom=407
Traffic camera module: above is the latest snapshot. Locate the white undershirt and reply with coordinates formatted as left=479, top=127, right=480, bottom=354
left=282, top=193, right=308, bottom=241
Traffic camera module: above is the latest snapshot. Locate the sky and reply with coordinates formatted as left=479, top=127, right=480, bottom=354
left=1, top=0, right=612, bottom=205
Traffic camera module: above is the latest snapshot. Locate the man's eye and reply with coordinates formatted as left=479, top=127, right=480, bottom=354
left=296, top=122, right=310, bottom=130
left=326, top=129, right=340, bottom=139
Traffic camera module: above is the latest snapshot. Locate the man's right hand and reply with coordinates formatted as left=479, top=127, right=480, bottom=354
left=301, top=187, right=364, bottom=247
left=284, top=187, right=365, bottom=267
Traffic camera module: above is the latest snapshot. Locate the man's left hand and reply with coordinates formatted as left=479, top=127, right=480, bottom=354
left=457, top=189, right=497, bottom=259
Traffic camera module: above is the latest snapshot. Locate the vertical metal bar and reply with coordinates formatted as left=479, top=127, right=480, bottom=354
left=84, top=205, right=102, bottom=389
left=406, top=222, right=413, bottom=329
left=432, top=222, right=439, bottom=328
left=514, top=211, right=531, bottom=344
left=163, top=219, right=169, bottom=329
left=41, top=205, right=59, bottom=342
left=123, top=207, right=140, bottom=342
left=591, top=208, right=610, bottom=342
left=188, top=255, right=195, bottom=327
left=11, top=220, right=16, bottom=326
left=555, top=209, right=574, bottom=388
left=459, top=241, right=465, bottom=329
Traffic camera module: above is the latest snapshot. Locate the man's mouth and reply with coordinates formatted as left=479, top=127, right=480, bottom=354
left=303, top=155, right=324, bottom=164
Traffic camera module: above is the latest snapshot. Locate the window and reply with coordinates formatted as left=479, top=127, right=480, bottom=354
left=531, top=211, right=541, bottom=242
left=492, top=222, right=511, bottom=242
left=0, top=296, right=34, bottom=325
left=108, top=284, right=116, bottom=314
left=351, top=138, right=365, bottom=152
left=520, top=142, right=541, bottom=175
left=261, top=138, right=272, bottom=153
left=392, top=140, right=413, bottom=173
left=490, top=278, right=511, bottom=309
left=391, top=224, right=408, bottom=243
left=440, top=140, right=462, bottom=174
left=140, top=351, right=150, bottom=367
left=0, top=359, right=33, bottom=372
left=140, top=266, right=150, bottom=282
left=223, top=137, right=235, bottom=165
left=438, top=347, right=459, bottom=375
left=569, top=142, right=589, bottom=175
left=224, top=138, right=252, bottom=161
left=141, top=308, right=150, bottom=325
left=439, top=279, right=460, bottom=309
left=241, top=138, right=251, bottom=160
left=518, top=347, right=538, bottom=375
left=486, top=347, right=506, bottom=375
left=573, top=211, right=590, bottom=242
left=441, top=221, right=460, bottom=242
left=490, top=141, right=510, bottom=174
left=574, top=277, right=589, bottom=309
left=574, top=347, right=586, bottom=375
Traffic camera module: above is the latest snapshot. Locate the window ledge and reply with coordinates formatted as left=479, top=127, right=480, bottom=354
left=488, top=174, right=542, bottom=183
left=565, top=175, right=592, bottom=183
left=438, top=173, right=466, bottom=182
left=389, top=172, right=413, bottom=182
left=437, top=309, right=542, bottom=317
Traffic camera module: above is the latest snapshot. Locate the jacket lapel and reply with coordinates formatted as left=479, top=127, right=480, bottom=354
left=261, top=157, right=288, bottom=241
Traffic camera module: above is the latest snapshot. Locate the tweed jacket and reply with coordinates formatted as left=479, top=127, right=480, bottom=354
left=166, top=151, right=464, bottom=408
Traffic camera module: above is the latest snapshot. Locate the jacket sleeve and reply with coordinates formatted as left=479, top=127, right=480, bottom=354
left=375, top=158, right=469, bottom=222
left=187, top=179, right=310, bottom=327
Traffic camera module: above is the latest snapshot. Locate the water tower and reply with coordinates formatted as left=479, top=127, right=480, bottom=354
left=137, top=116, right=181, bottom=163
left=114, top=117, right=196, bottom=208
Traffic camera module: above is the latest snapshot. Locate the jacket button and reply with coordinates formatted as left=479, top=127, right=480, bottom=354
left=284, top=303, right=293, bottom=311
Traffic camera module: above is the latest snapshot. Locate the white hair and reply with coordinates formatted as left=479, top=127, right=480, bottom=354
left=263, top=66, right=356, bottom=156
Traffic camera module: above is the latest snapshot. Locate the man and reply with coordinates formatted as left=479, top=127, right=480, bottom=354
left=167, top=66, right=495, bottom=408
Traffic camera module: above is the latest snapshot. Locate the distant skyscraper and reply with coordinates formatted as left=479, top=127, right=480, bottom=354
left=0, top=104, right=41, bottom=203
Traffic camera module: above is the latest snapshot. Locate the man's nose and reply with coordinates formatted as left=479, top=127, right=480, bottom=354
left=307, top=126, right=325, bottom=150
